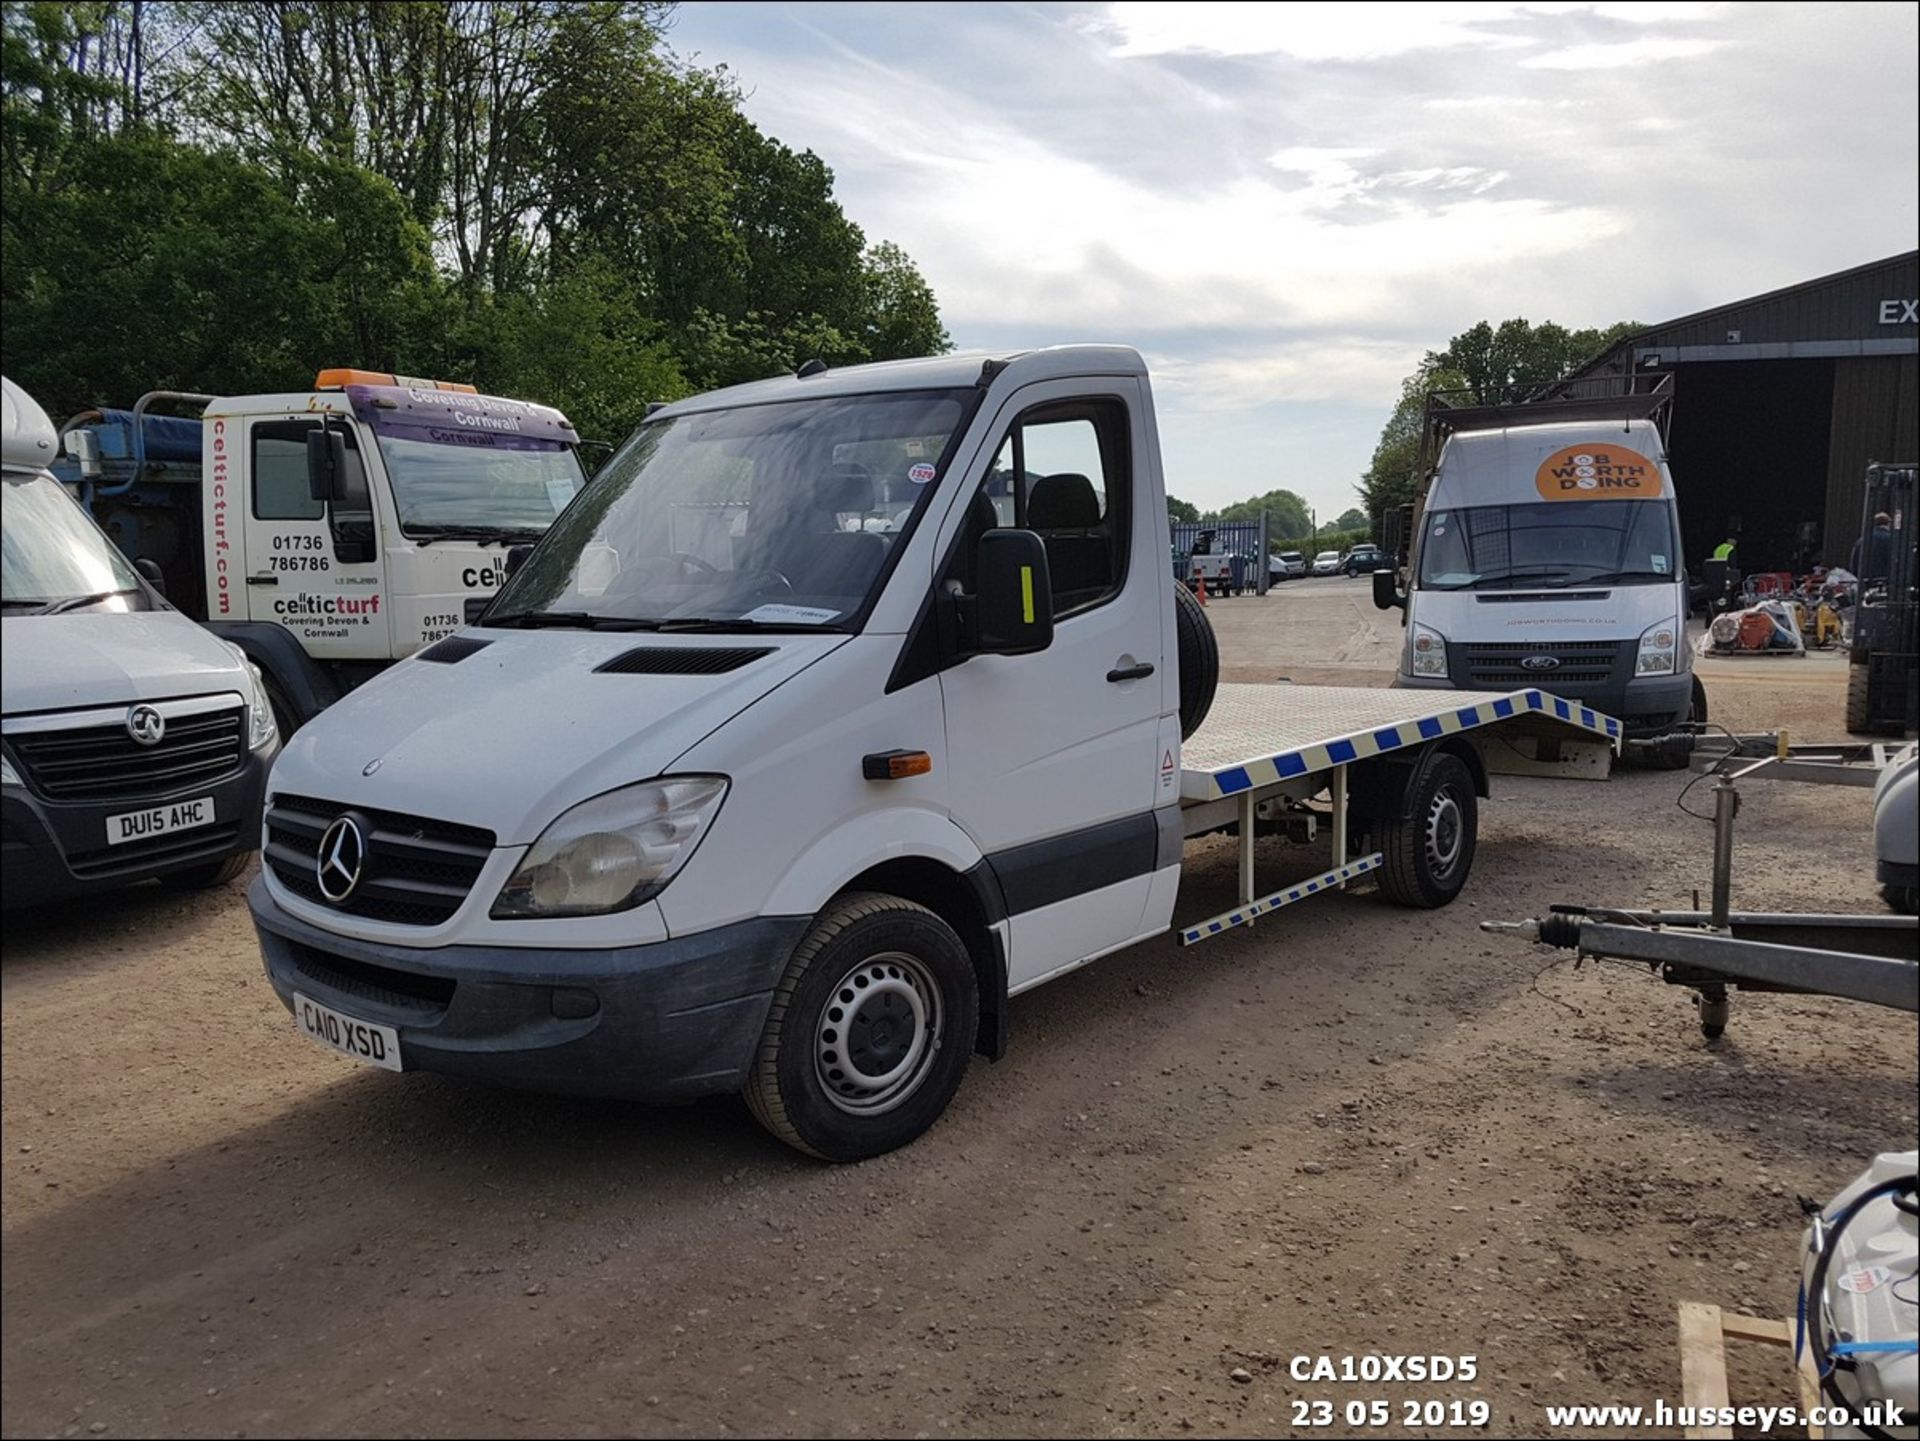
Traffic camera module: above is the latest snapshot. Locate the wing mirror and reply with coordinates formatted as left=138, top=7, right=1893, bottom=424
left=307, top=428, right=348, bottom=503
left=969, top=529, right=1054, bottom=656
left=1372, top=568, right=1405, bottom=611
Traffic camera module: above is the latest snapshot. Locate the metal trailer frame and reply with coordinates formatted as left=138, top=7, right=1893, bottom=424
left=1484, top=763, right=1920, bottom=1034
left=1175, top=684, right=1622, bottom=945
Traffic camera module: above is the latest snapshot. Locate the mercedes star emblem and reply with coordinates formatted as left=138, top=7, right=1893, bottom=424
left=125, top=704, right=166, bottom=746
left=315, top=814, right=367, bottom=903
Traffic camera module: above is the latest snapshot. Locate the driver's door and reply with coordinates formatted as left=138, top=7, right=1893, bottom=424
left=241, top=417, right=388, bottom=659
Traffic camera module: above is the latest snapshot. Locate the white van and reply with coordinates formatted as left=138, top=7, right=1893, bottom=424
left=2, top=376, right=279, bottom=905
left=1376, top=413, right=1700, bottom=751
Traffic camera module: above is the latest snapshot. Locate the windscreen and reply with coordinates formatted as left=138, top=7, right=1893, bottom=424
left=1417, top=500, right=1678, bottom=590
left=377, top=436, right=588, bottom=538
left=488, top=388, right=973, bottom=630
left=2, top=472, right=141, bottom=608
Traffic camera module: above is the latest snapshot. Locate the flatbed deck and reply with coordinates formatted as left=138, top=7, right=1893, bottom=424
left=1181, top=684, right=1622, bottom=801
left=1174, top=684, right=1622, bottom=945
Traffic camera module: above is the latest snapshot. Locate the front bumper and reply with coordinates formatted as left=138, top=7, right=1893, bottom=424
left=1393, top=669, right=1691, bottom=737
left=1, top=745, right=273, bottom=907
left=250, top=878, right=809, bottom=1100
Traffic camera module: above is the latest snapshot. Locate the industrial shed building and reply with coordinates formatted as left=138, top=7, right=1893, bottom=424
left=1568, top=250, right=1918, bottom=571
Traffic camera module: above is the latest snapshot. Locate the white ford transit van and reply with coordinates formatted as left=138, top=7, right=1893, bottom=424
left=1378, top=399, right=1700, bottom=749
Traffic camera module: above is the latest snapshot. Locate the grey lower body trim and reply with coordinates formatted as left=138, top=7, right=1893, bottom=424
left=249, top=877, right=809, bottom=1100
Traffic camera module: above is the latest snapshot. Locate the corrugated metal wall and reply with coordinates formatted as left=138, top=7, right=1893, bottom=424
left=1824, top=353, right=1920, bottom=564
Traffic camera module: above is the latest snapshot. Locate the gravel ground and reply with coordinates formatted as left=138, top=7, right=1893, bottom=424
left=4, top=587, right=1913, bottom=1438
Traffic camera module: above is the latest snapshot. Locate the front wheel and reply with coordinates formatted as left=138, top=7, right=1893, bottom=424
left=158, top=852, right=251, bottom=891
left=1378, top=750, right=1478, bottom=908
left=744, top=893, right=979, bottom=1162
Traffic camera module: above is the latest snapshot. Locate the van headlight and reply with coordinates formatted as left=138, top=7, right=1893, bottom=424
left=492, top=776, right=729, bottom=918
left=225, top=644, right=278, bottom=750
left=1637, top=617, right=1679, bottom=676
left=1409, top=623, right=1449, bottom=678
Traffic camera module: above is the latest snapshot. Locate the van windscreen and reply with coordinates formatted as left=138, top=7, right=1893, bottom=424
left=1418, top=500, right=1677, bottom=590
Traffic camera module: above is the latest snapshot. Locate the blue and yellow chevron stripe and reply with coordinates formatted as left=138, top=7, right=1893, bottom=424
left=1178, top=853, right=1386, bottom=946
left=1195, top=689, right=1620, bottom=802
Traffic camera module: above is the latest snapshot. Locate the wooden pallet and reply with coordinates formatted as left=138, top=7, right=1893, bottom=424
left=1676, top=1302, right=1825, bottom=1440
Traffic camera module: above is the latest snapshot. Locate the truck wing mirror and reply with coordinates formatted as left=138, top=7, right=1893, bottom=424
left=1372, top=568, right=1405, bottom=611
left=133, top=556, right=167, bottom=598
left=973, top=529, right=1054, bottom=656
left=307, top=429, right=347, bottom=503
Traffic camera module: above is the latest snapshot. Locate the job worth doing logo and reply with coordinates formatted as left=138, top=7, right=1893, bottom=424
left=1533, top=444, right=1664, bottom=502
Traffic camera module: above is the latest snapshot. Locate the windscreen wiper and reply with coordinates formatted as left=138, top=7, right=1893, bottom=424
left=36, top=589, right=133, bottom=615
left=1469, top=570, right=1575, bottom=589
left=407, top=525, right=546, bottom=545
left=1580, top=570, right=1674, bottom=585
left=480, top=610, right=656, bottom=631
left=651, top=617, right=848, bottom=634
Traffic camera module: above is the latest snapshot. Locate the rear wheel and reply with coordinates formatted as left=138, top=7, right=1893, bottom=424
left=1378, top=750, right=1478, bottom=908
left=744, top=893, right=978, bottom=1162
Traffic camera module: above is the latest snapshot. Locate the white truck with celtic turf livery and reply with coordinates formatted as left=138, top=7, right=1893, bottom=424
left=249, top=347, right=1620, bottom=1160
left=56, top=369, right=589, bottom=733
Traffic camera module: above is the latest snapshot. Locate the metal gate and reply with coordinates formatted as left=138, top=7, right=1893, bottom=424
left=1171, top=518, right=1271, bottom=595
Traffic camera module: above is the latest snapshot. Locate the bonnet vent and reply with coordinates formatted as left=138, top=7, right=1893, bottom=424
left=417, top=635, right=493, bottom=664
left=594, top=647, right=773, bottom=676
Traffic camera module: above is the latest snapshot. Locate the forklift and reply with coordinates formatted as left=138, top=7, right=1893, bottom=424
left=1845, top=462, right=1918, bottom=736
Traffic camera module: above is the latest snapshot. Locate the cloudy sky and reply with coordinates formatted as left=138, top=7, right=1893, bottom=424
left=669, top=1, right=1919, bottom=518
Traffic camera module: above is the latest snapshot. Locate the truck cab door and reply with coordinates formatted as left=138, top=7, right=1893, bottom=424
left=936, top=379, right=1172, bottom=993
left=240, top=417, right=389, bottom=659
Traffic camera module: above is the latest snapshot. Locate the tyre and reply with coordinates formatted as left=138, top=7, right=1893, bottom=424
left=1845, top=660, right=1873, bottom=733
left=1884, top=884, right=1919, bottom=917
left=264, top=676, right=301, bottom=741
left=158, top=852, right=251, bottom=891
left=744, top=893, right=979, bottom=1162
left=1173, top=580, right=1219, bottom=740
left=1377, top=750, right=1477, bottom=908
left=1642, top=676, right=1707, bottom=771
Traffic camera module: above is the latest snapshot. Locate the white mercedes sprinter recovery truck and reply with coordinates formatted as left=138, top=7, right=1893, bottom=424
left=251, top=347, right=1621, bottom=1160
left=1374, top=381, right=1702, bottom=758
left=2, top=376, right=279, bottom=906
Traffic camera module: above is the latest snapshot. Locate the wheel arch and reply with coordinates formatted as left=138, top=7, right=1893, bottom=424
left=835, top=855, right=1009, bottom=1063
left=204, top=621, right=338, bottom=725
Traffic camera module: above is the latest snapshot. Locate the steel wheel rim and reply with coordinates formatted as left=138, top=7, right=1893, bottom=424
left=1425, top=788, right=1464, bottom=878
left=815, top=951, right=943, bottom=1116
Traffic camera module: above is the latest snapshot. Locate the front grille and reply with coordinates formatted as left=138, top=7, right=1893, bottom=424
left=265, top=793, right=494, bottom=926
left=12, top=705, right=246, bottom=802
left=66, top=822, right=244, bottom=879
left=1462, top=640, right=1624, bottom=688
left=288, top=939, right=455, bottom=1018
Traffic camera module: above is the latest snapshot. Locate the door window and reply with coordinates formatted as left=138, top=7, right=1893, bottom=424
left=252, top=421, right=362, bottom=521
left=971, top=399, right=1130, bottom=617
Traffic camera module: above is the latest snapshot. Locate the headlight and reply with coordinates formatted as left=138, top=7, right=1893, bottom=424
left=0, top=752, right=19, bottom=788
left=492, top=776, right=729, bottom=918
left=1409, top=623, right=1448, bottom=678
left=1637, top=617, right=1679, bottom=676
left=225, top=644, right=278, bottom=749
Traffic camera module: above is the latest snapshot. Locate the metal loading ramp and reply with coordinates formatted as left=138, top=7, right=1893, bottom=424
left=1180, top=684, right=1624, bottom=802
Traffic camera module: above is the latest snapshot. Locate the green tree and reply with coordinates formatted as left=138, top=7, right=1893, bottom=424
left=1358, top=317, right=1640, bottom=523
left=1166, top=494, right=1199, bottom=524
left=1217, top=487, right=1310, bottom=538
left=1333, top=507, right=1366, bottom=531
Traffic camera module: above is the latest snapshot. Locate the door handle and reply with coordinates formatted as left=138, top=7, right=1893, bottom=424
left=246, top=575, right=279, bottom=587
left=1106, top=662, right=1155, bottom=683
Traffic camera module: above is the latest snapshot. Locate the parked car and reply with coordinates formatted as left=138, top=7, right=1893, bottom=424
left=1310, top=550, right=1344, bottom=576
left=1343, top=543, right=1388, bottom=576
left=1270, top=551, right=1306, bottom=582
